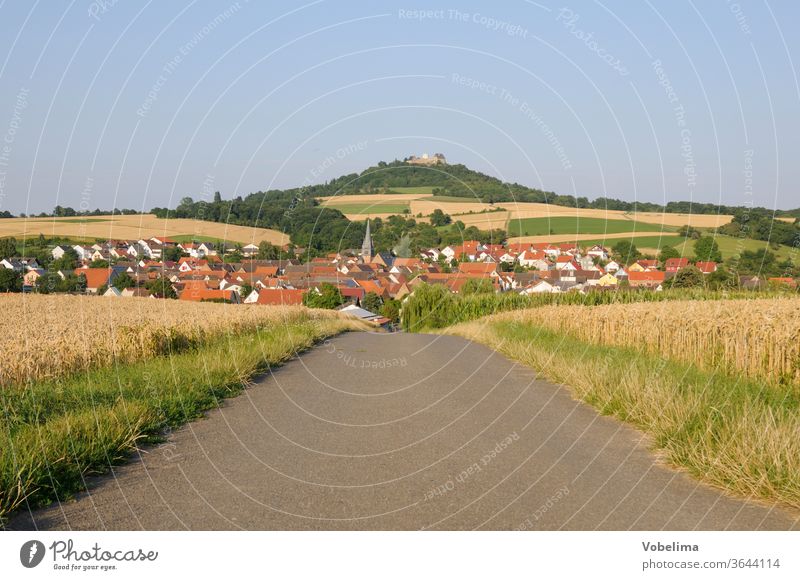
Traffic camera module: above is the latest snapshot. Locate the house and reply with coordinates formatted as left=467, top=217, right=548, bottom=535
left=371, top=252, right=395, bottom=269
left=23, top=268, right=45, bottom=288
left=554, top=256, right=579, bottom=271
left=246, top=288, right=305, bottom=305
left=577, top=256, right=600, bottom=271
left=242, top=243, right=259, bottom=257
left=179, top=287, right=239, bottom=302
left=457, top=262, right=498, bottom=276
left=73, top=245, right=94, bottom=261
left=517, top=250, right=549, bottom=270
left=103, top=286, right=123, bottom=297
left=586, top=245, right=609, bottom=261
left=767, top=277, right=797, bottom=289
left=596, top=272, right=619, bottom=287
left=604, top=260, right=621, bottom=273
left=0, top=258, right=21, bottom=271
left=51, top=245, right=72, bottom=260
left=90, top=249, right=111, bottom=262
left=627, top=262, right=646, bottom=273
left=121, top=287, right=153, bottom=298
left=197, top=242, right=216, bottom=257
left=520, top=279, right=557, bottom=294
left=1, top=257, right=40, bottom=272
left=75, top=267, right=114, bottom=293
left=694, top=261, right=718, bottom=274
left=664, top=258, right=689, bottom=273
left=628, top=270, right=665, bottom=289
left=739, top=275, right=764, bottom=290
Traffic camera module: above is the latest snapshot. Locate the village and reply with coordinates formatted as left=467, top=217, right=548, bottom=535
left=3, top=219, right=794, bottom=327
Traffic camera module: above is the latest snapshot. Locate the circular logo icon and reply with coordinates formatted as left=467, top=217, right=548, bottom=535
left=20, top=540, right=46, bottom=568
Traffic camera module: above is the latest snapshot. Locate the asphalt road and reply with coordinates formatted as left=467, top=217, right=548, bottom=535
left=9, top=332, right=798, bottom=530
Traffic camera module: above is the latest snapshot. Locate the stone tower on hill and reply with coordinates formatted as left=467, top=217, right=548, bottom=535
left=361, top=219, right=374, bottom=262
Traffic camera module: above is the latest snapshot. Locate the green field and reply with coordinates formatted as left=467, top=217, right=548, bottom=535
left=572, top=233, right=796, bottom=261
left=679, top=235, right=797, bottom=261
left=507, top=216, right=674, bottom=236
left=324, top=201, right=410, bottom=214
left=384, top=186, right=436, bottom=194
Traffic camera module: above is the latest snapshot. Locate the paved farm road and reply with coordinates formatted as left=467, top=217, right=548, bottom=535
left=9, top=333, right=797, bottom=530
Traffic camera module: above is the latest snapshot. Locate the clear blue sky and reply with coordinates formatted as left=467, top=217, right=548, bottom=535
left=0, top=0, right=797, bottom=215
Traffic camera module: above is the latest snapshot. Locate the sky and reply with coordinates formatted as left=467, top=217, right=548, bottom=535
left=0, top=0, right=797, bottom=215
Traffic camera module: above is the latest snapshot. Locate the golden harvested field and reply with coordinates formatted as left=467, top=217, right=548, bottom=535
left=0, top=294, right=360, bottom=386
left=316, top=193, right=733, bottom=230
left=488, top=298, right=800, bottom=384
left=0, top=214, right=288, bottom=245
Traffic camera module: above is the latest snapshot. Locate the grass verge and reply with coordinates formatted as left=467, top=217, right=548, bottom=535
left=441, top=318, right=800, bottom=510
left=0, top=313, right=367, bottom=523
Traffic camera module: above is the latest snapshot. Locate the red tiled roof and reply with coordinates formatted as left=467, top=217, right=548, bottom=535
left=254, top=288, right=305, bottom=305
left=628, top=271, right=665, bottom=282
left=458, top=262, right=497, bottom=275
left=74, top=267, right=111, bottom=289
left=664, top=258, right=689, bottom=269
left=179, top=288, right=236, bottom=302
left=694, top=261, right=717, bottom=273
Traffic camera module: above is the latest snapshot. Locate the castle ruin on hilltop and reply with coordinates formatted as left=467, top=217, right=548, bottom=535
left=405, top=153, right=446, bottom=166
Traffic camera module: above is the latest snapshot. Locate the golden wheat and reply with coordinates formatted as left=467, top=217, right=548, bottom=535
left=0, top=294, right=361, bottom=386
left=488, top=298, right=800, bottom=384
left=0, top=214, right=288, bottom=245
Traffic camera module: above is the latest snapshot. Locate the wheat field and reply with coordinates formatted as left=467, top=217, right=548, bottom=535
left=316, top=193, right=733, bottom=231
left=0, top=214, right=288, bottom=245
left=487, top=298, right=800, bottom=384
left=0, top=294, right=360, bottom=386
left=443, top=298, right=800, bottom=508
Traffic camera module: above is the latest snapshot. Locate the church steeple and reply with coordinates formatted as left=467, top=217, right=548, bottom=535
left=360, top=219, right=374, bottom=262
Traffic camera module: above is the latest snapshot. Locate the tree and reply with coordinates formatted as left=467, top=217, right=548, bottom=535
left=461, top=277, right=495, bottom=295
left=162, top=245, right=184, bottom=262
left=89, top=259, right=109, bottom=268
left=380, top=299, right=401, bottom=323
left=113, top=274, right=135, bottom=290
left=658, top=245, right=680, bottom=264
left=612, top=240, right=641, bottom=265
left=362, top=291, right=383, bottom=313
left=60, top=273, right=86, bottom=293
left=146, top=278, right=177, bottom=299
left=0, top=237, right=17, bottom=259
left=737, top=248, right=777, bottom=276
left=677, top=225, right=701, bottom=239
left=707, top=265, right=738, bottom=290
left=429, top=209, right=452, bottom=227
left=239, top=282, right=253, bottom=300
left=303, top=283, right=344, bottom=309
left=668, top=265, right=705, bottom=288
left=0, top=269, right=22, bottom=292
left=257, top=241, right=279, bottom=260
left=693, top=236, right=722, bottom=263
left=34, top=272, right=62, bottom=294
left=392, top=234, right=412, bottom=258
left=51, top=247, right=79, bottom=271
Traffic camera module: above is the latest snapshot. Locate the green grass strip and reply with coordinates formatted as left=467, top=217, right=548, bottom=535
left=0, top=316, right=356, bottom=523
left=442, top=319, right=800, bottom=511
